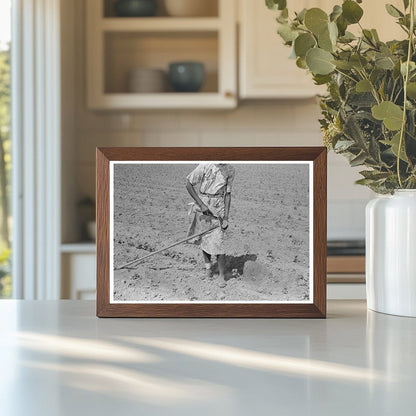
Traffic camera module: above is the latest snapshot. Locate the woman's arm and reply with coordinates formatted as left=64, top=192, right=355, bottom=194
left=186, top=180, right=212, bottom=215
left=221, top=192, right=231, bottom=229
left=224, top=193, right=231, bottom=220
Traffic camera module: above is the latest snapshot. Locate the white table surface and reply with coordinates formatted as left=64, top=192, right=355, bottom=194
left=0, top=300, right=415, bottom=416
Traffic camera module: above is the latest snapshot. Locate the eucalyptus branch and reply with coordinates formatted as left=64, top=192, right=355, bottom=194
left=267, top=0, right=416, bottom=192
left=397, top=0, right=415, bottom=188
left=398, top=23, right=410, bottom=35
left=334, top=68, right=359, bottom=84
left=393, top=85, right=404, bottom=103
left=359, top=69, right=381, bottom=104
left=390, top=79, right=398, bottom=101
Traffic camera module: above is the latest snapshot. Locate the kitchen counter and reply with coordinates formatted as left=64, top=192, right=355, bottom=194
left=0, top=300, right=415, bottom=415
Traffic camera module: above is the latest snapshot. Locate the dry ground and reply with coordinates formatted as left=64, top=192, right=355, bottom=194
left=113, top=163, right=310, bottom=302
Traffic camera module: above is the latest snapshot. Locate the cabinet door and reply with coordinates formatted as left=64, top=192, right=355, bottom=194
left=239, top=0, right=405, bottom=99
left=359, top=0, right=404, bottom=41
left=239, top=0, right=326, bottom=99
left=61, top=253, right=96, bottom=300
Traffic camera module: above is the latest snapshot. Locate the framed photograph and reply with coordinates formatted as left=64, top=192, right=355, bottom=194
left=96, top=147, right=327, bottom=318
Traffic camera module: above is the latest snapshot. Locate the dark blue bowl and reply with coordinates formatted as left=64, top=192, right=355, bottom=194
left=168, top=62, right=205, bottom=93
left=114, top=0, right=157, bottom=17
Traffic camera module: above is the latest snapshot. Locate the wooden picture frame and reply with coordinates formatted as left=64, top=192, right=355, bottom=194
left=96, top=147, right=327, bottom=318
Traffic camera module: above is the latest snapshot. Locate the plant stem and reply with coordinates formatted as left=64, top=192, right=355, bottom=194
left=358, top=69, right=381, bottom=104
left=334, top=68, right=358, bottom=84
left=397, top=0, right=415, bottom=188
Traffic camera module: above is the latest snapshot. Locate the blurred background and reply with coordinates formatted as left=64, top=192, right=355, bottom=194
left=1, top=0, right=404, bottom=300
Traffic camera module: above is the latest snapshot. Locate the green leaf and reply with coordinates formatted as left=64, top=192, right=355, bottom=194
left=355, top=178, right=378, bottom=186
left=276, top=14, right=287, bottom=24
left=349, top=92, right=377, bottom=107
left=381, top=132, right=409, bottom=162
left=408, top=109, right=416, bottom=137
left=356, top=79, right=372, bottom=92
left=360, top=170, right=391, bottom=181
left=328, top=21, right=338, bottom=44
left=333, top=60, right=353, bottom=70
left=350, top=151, right=367, bottom=167
left=372, top=101, right=404, bottom=130
left=362, top=29, right=376, bottom=46
left=296, top=8, right=307, bottom=23
left=266, top=0, right=287, bottom=11
left=399, top=14, right=411, bottom=29
left=296, top=57, right=308, bottom=69
left=334, top=139, right=355, bottom=152
left=330, top=5, right=342, bottom=22
left=350, top=54, right=368, bottom=70
left=277, top=23, right=298, bottom=43
left=371, top=29, right=380, bottom=42
left=344, top=114, right=367, bottom=147
left=306, top=48, right=335, bottom=75
left=318, top=27, right=334, bottom=52
left=336, top=15, right=348, bottom=36
left=378, top=77, right=386, bottom=100
left=342, top=0, right=364, bottom=24
left=339, top=31, right=356, bottom=43
left=313, top=74, right=332, bottom=85
left=375, top=55, right=395, bottom=70
left=369, top=136, right=382, bottom=163
left=294, top=33, right=316, bottom=58
left=304, top=8, right=329, bottom=35
left=401, top=61, right=416, bottom=76
left=403, top=0, right=410, bottom=10
left=385, top=4, right=404, bottom=18
left=407, top=82, right=416, bottom=99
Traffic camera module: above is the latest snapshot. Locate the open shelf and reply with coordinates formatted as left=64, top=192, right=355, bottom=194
left=102, top=17, right=220, bottom=32
left=87, top=0, right=236, bottom=109
left=104, top=31, right=218, bottom=94
left=61, top=242, right=96, bottom=254
left=91, top=92, right=234, bottom=109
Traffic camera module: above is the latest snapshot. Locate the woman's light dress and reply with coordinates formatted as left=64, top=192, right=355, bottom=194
left=187, top=164, right=235, bottom=255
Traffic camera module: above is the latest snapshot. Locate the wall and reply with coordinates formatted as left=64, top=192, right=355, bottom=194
left=62, top=0, right=374, bottom=243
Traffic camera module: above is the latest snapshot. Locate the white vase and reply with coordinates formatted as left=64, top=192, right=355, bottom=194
left=366, top=190, right=416, bottom=317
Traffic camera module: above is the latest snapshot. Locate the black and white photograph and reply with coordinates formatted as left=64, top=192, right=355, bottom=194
left=110, top=161, right=313, bottom=303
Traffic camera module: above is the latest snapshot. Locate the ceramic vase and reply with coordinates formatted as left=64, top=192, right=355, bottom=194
left=366, top=190, right=416, bottom=317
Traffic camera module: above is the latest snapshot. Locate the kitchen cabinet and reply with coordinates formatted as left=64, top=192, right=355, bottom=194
left=86, top=0, right=237, bottom=109
left=239, top=0, right=325, bottom=99
left=238, top=0, right=405, bottom=99
left=61, top=245, right=96, bottom=300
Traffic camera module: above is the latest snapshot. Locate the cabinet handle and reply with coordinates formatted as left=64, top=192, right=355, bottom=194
left=224, top=91, right=234, bottom=99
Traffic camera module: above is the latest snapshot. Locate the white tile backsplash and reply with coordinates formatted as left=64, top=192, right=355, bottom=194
left=74, top=101, right=369, bottom=240
left=328, top=199, right=369, bottom=240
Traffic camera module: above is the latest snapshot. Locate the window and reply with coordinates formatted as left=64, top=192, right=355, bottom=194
left=0, top=0, right=11, bottom=298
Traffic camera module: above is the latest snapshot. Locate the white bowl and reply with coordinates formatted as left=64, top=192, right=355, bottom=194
left=164, top=0, right=218, bottom=17
left=128, top=68, right=167, bottom=93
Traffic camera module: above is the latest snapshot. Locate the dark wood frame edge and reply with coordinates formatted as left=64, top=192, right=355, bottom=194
left=96, top=147, right=327, bottom=318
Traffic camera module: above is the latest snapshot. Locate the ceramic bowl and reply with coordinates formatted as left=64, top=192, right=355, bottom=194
left=128, top=68, right=167, bottom=93
left=114, top=0, right=158, bottom=17
left=168, top=62, right=205, bottom=92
